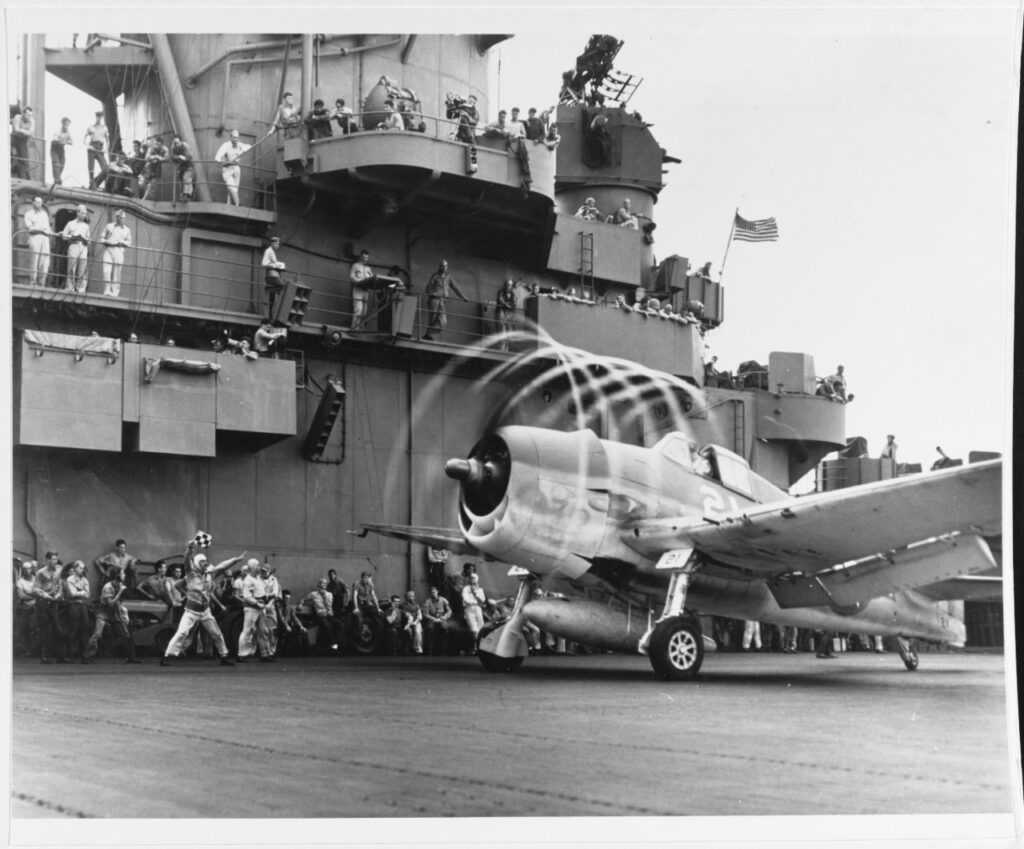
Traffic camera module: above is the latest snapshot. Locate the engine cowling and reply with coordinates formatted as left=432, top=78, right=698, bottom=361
left=446, top=427, right=610, bottom=578
left=446, top=426, right=698, bottom=579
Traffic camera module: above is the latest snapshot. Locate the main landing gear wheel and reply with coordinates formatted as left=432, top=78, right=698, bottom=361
left=896, top=637, right=919, bottom=671
left=649, top=617, right=704, bottom=681
left=476, top=624, right=524, bottom=673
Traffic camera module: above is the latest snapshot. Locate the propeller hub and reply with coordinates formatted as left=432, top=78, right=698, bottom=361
left=449, top=434, right=511, bottom=515
left=445, top=458, right=477, bottom=482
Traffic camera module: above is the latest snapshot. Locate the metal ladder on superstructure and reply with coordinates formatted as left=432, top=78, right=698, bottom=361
left=731, top=398, right=746, bottom=456
left=815, top=463, right=848, bottom=492
left=578, top=232, right=595, bottom=300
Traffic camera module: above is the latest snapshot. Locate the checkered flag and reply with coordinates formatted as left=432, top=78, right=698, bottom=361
left=193, top=530, right=213, bottom=549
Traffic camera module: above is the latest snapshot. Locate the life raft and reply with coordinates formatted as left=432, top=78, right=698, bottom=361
left=143, top=356, right=221, bottom=384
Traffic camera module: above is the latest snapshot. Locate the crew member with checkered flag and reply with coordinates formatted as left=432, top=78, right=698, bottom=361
left=160, top=537, right=246, bottom=667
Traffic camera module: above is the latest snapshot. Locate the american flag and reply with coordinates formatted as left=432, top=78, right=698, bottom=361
left=732, top=213, right=779, bottom=242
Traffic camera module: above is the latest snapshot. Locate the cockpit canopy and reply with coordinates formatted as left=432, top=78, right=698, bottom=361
left=654, top=433, right=754, bottom=499
left=701, top=445, right=754, bottom=498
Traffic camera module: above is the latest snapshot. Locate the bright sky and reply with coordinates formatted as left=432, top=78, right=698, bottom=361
left=7, top=8, right=1019, bottom=473
left=492, top=12, right=1019, bottom=471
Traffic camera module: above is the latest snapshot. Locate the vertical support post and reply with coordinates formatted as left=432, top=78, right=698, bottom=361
left=301, top=34, right=314, bottom=118
left=719, top=207, right=738, bottom=281
left=21, top=34, right=47, bottom=182
left=149, top=34, right=211, bottom=202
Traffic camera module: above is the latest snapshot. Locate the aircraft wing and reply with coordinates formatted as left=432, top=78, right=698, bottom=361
left=352, top=523, right=481, bottom=557
left=915, top=575, right=1003, bottom=603
left=625, top=459, right=1001, bottom=581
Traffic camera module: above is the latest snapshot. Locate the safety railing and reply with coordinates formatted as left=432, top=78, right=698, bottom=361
left=10, top=232, right=537, bottom=350
left=150, top=156, right=275, bottom=210
left=88, top=152, right=276, bottom=210
left=571, top=209, right=649, bottom=230
left=12, top=109, right=557, bottom=196
left=704, top=365, right=847, bottom=403
left=9, top=134, right=46, bottom=183
left=814, top=376, right=849, bottom=403
left=298, top=110, right=463, bottom=143
left=11, top=229, right=725, bottom=354
left=10, top=133, right=278, bottom=211
left=282, top=109, right=559, bottom=151
left=274, top=109, right=439, bottom=142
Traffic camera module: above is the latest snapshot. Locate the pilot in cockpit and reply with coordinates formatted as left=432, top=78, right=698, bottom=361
left=689, top=441, right=712, bottom=477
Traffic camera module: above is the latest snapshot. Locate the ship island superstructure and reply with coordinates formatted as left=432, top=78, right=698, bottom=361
left=10, top=33, right=847, bottom=599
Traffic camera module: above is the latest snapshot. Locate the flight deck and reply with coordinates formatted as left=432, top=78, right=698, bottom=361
left=10, top=650, right=1014, bottom=837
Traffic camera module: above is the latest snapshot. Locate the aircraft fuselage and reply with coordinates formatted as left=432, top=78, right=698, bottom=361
left=454, top=426, right=970, bottom=647
left=457, top=426, right=765, bottom=578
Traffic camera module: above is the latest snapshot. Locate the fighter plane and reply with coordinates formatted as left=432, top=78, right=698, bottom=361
left=359, top=425, right=1002, bottom=680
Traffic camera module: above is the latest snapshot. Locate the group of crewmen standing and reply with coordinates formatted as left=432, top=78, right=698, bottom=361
left=13, top=534, right=541, bottom=666
left=22, top=196, right=132, bottom=294
left=67, top=111, right=199, bottom=201
left=15, top=541, right=143, bottom=664
left=13, top=105, right=251, bottom=205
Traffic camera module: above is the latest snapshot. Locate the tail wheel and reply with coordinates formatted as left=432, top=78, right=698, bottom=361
left=476, top=624, right=524, bottom=673
left=897, top=637, right=920, bottom=671
left=649, top=617, right=704, bottom=681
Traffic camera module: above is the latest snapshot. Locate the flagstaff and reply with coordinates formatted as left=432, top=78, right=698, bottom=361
left=719, top=206, right=739, bottom=281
